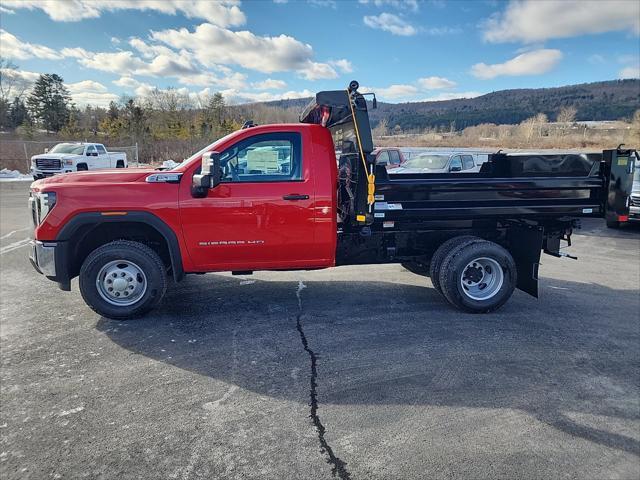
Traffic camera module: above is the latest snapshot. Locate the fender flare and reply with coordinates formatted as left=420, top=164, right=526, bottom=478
left=57, top=211, right=185, bottom=282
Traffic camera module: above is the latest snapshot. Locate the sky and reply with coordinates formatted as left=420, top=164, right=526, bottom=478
left=0, top=0, right=639, bottom=108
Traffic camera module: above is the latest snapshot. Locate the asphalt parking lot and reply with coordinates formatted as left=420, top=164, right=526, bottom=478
left=1, top=180, right=639, bottom=480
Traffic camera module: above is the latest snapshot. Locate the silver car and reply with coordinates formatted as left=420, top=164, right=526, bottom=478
left=388, top=153, right=481, bottom=174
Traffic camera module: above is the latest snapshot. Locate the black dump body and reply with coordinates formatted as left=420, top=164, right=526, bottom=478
left=301, top=83, right=636, bottom=231
left=373, top=152, right=607, bottom=227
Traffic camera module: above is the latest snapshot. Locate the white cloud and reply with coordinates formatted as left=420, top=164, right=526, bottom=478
left=0, top=68, right=40, bottom=84
left=471, top=49, right=563, bottom=79
left=299, top=61, right=338, bottom=80
left=484, top=0, right=640, bottom=43
left=372, top=84, right=419, bottom=99
left=113, top=77, right=140, bottom=89
left=252, top=79, right=288, bottom=90
left=71, top=91, right=120, bottom=108
left=63, top=80, right=119, bottom=107
left=358, top=0, right=419, bottom=11
left=63, top=48, right=149, bottom=74
left=220, top=88, right=313, bottom=104
left=417, top=76, right=457, bottom=89
left=151, top=23, right=340, bottom=79
left=619, top=66, right=640, bottom=79
left=363, top=13, right=417, bottom=36
left=1, top=0, right=246, bottom=27
left=67, top=80, right=108, bottom=94
left=425, top=26, right=462, bottom=35
left=330, top=59, right=353, bottom=74
left=0, top=29, right=62, bottom=60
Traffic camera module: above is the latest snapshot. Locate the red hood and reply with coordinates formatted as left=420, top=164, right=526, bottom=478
left=30, top=168, right=155, bottom=191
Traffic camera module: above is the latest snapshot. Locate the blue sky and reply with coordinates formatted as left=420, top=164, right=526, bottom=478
left=1, top=0, right=638, bottom=107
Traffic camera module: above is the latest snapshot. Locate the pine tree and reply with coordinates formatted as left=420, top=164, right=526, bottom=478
left=26, top=74, right=71, bottom=133
left=9, top=96, right=29, bottom=128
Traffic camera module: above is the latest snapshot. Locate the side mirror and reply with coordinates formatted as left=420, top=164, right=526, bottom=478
left=191, top=151, right=221, bottom=198
left=450, top=165, right=462, bottom=172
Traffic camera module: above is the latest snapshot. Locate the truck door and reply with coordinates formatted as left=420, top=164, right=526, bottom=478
left=95, top=144, right=110, bottom=167
left=179, top=131, right=322, bottom=270
left=85, top=145, right=98, bottom=169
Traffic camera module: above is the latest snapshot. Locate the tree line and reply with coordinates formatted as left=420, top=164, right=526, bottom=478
left=0, top=58, right=300, bottom=162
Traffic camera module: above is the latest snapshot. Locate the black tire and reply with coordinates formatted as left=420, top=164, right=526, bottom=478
left=439, top=240, right=516, bottom=314
left=76, top=163, right=88, bottom=171
left=429, top=235, right=480, bottom=293
left=116, top=160, right=124, bottom=168
left=401, top=261, right=430, bottom=276
left=606, top=220, right=620, bottom=229
left=79, top=240, right=167, bottom=319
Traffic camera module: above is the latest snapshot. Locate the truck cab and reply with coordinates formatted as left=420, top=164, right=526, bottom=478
left=31, top=142, right=127, bottom=179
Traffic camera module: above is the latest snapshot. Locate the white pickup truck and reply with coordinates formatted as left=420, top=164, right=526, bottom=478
left=31, top=142, right=127, bottom=179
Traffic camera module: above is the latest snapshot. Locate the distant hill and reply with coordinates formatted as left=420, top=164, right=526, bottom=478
left=256, top=79, right=640, bottom=131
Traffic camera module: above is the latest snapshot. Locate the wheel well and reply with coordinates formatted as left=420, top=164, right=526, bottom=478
left=116, top=160, right=124, bottom=167
left=76, top=163, right=88, bottom=170
left=69, top=222, right=172, bottom=279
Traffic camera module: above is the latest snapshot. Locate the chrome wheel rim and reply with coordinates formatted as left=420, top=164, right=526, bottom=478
left=96, top=260, right=147, bottom=306
left=460, top=257, right=504, bottom=301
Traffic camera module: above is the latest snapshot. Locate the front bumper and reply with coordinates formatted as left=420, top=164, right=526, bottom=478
left=629, top=205, right=640, bottom=222
left=29, top=240, right=57, bottom=276
left=31, top=168, right=70, bottom=179
left=29, top=240, right=71, bottom=290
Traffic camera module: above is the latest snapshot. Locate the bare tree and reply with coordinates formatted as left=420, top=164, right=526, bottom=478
left=557, top=106, right=577, bottom=124
left=0, top=57, right=31, bottom=102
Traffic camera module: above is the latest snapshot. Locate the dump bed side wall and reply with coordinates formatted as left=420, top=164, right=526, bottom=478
left=374, top=169, right=605, bottom=223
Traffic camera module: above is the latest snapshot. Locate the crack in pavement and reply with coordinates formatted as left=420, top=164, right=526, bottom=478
left=295, top=281, right=352, bottom=480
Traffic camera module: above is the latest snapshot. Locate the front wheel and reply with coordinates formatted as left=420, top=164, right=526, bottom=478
left=79, top=240, right=167, bottom=319
left=438, top=240, right=516, bottom=313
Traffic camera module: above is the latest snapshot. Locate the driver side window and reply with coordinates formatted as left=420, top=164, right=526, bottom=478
left=220, top=133, right=302, bottom=182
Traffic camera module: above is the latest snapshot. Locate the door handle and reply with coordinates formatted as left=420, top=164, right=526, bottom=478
left=283, top=194, right=309, bottom=201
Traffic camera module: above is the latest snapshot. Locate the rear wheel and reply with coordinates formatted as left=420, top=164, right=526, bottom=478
left=429, top=235, right=480, bottom=293
left=116, top=160, right=125, bottom=168
left=79, top=240, right=167, bottom=319
left=439, top=240, right=516, bottom=314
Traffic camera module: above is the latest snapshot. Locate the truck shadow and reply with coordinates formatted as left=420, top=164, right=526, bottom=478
left=96, top=272, right=640, bottom=456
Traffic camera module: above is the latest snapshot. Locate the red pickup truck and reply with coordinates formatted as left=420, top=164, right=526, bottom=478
left=29, top=81, right=636, bottom=319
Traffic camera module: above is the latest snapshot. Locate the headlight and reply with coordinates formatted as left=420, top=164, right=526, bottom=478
left=64, top=159, right=73, bottom=166
left=30, top=191, right=57, bottom=225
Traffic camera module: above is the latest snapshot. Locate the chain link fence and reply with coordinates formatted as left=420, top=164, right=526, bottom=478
left=0, top=140, right=139, bottom=172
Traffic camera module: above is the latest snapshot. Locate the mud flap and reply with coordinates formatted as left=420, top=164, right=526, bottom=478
left=507, top=226, right=543, bottom=298
left=604, top=148, right=636, bottom=223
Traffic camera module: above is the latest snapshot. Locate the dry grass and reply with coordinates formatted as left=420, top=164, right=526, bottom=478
left=375, top=121, right=639, bottom=151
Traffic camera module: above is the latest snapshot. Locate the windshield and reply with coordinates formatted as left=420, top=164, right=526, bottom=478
left=403, top=155, right=449, bottom=170
left=49, top=143, right=85, bottom=155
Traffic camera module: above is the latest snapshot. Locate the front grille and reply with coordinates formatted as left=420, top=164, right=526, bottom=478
left=35, top=158, right=61, bottom=170
left=631, top=196, right=640, bottom=208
